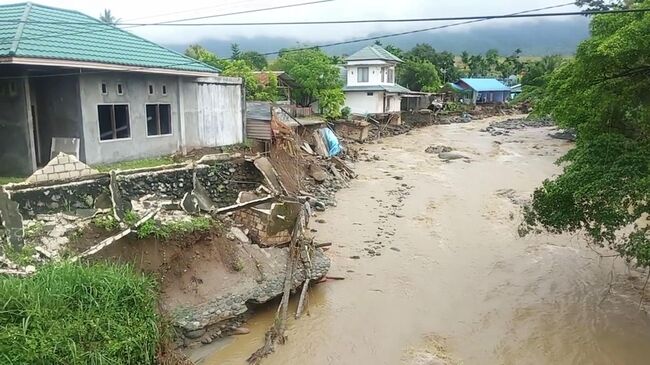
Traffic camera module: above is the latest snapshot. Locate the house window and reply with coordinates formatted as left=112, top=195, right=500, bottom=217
left=357, top=67, right=369, bottom=83
left=116, top=83, right=124, bottom=95
left=98, top=104, right=130, bottom=141
left=381, top=67, right=386, bottom=83
left=161, top=84, right=167, bottom=95
left=367, top=92, right=374, bottom=96
left=148, top=84, right=154, bottom=95
left=101, top=83, right=108, bottom=95
left=146, top=104, right=172, bottom=136
left=387, top=68, right=395, bottom=83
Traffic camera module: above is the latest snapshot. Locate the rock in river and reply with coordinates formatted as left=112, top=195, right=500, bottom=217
left=438, top=152, right=468, bottom=161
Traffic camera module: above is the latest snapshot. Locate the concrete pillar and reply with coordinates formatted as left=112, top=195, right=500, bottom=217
left=23, top=77, right=37, bottom=172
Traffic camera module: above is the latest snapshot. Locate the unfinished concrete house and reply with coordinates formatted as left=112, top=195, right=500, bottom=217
left=0, top=3, right=245, bottom=177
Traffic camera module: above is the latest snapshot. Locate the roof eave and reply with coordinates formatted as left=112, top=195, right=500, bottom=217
left=1, top=57, right=219, bottom=77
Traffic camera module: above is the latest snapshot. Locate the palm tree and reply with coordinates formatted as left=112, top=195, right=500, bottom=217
left=99, top=9, right=119, bottom=25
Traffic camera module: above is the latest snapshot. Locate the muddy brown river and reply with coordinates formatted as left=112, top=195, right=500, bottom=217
left=195, top=116, right=650, bottom=365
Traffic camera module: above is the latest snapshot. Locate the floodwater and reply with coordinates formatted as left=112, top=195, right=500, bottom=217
left=196, top=116, right=650, bottom=365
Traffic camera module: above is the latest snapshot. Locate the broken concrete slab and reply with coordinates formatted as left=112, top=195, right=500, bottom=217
left=192, top=174, right=216, bottom=212
left=0, top=187, right=24, bottom=249
left=253, top=157, right=285, bottom=195
left=181, top=192, right=200, bottom=215
left=109, top=171, right=131, bottom=220
left=230, top=227, right=251, bottom=244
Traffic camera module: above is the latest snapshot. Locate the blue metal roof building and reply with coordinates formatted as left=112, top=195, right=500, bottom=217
left=453, top=78, right=511, bottom=104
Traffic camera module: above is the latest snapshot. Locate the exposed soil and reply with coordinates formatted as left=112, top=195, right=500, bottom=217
left=86, top=227, right=246, bottom=309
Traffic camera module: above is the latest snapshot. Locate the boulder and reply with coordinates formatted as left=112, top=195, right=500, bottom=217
left=308, top=164, right=329, bottom=183
left=425, top=145, right=453, bottom=154
left=438, top=152, right=468, bottom=161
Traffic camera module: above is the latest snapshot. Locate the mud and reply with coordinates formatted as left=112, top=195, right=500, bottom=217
left=196, top=115, right=650, bottom=365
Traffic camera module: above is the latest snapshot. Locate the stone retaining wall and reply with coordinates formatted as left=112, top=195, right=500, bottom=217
left=5, top=157, right=262, bottom=218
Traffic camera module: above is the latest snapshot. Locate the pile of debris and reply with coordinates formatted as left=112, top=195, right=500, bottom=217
left=425, top=145, right=453, bottom=154
left=481, top=117, right=554, bottom=136
left=549, top=129, right=577, bottom=142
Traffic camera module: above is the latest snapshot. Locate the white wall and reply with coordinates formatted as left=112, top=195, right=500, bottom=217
left=388, top=95, right=401, bottom=112
left=344, top=91, right=385, bottom=114
left=346, top=62, right=396, bottom=87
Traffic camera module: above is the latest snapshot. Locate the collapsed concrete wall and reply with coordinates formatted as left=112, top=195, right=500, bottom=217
left=5, top=157, right=263, bottom=219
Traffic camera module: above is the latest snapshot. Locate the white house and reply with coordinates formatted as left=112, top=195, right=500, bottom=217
left=342, top=45, right=411, bottom=115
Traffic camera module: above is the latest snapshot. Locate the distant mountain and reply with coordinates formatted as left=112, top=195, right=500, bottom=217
left=166, top=18, right=590, bottom=58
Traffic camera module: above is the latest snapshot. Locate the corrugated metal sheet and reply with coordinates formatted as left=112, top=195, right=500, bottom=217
left=459, top=78, right=510, bottom=92
left=247, top=102, right=272, bottom=120
left=246, top=119, right=272, bottom=140
left=197, top=83, right=243, bottom=146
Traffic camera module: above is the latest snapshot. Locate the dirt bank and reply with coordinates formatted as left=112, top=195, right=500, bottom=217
left=199, top=115, right=650, bottom=365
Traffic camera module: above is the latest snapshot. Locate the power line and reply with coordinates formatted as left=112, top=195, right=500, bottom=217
left=256, top=3, right=579, bottom=56
left=134, top=0, right=334, bottom=25
left=123, top=0, right=263, bottom=22
left=0, top=2, right=633, bottom=80
left=4, top=6, right=649, bottom=27
left=0, top=0, right=335, bottom=44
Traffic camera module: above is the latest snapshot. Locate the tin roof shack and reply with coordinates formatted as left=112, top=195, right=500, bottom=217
left=453, top=78, right=511, bottom=105
left=0, top=3, right=245, bottom=178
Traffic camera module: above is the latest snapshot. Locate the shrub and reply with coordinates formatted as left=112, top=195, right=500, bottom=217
left=0, top=262, right=161, bottom=364
left=340, top=106, right=351, bottom=120
left=92, top=213, right=120, bottom=231
left=136, top=217, right=213, bottom=240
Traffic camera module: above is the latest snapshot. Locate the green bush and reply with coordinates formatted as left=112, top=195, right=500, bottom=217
left=92, top=213, right=120, bottom=232
left=0, top=262, right=161, bottom=364
left=136, top=217, right=213, bottom=240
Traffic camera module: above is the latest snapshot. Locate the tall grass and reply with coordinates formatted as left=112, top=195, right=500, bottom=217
left=0, top=262, right=161, bottom=364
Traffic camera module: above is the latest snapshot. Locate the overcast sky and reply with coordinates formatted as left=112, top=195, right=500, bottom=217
left=5, top=0, right=582, bottom=44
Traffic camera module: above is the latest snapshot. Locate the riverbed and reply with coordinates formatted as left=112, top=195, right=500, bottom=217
left=196, top=116, right=650, bottom=365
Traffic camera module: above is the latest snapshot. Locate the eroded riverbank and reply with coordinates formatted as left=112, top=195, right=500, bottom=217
left=197, top=116, right=650, bottom=365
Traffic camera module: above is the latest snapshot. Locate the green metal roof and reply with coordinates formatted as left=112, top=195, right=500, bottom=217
left=343, top=83, right=411, bottom=94
left=0, top=2, right=219, bottom=74
left=346, top=45, right=402, bottom=63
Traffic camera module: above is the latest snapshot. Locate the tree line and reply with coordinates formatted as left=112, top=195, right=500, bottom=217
left=522, top=0, right=649, bottom=268
left=184, top=41, right=569, bottom=118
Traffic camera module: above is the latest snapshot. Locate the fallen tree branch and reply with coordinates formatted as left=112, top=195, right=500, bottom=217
left=248, top=206, right=306, bottom=364
left=296, top=241, right=314, bottom=319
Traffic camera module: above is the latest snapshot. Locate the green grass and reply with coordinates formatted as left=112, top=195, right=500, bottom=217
left=91, top=213, right=120, bottom=232
left=0, top=262, right=161, bottom=364
left=94, top=156, right=175, bottom=172
left=136, top=217, right=213, bottom=240
left=1, top=243, right=37, bottom=267
left=0, top=176, right=25, bottom=185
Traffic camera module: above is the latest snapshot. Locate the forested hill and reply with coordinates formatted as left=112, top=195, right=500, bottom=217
left=166, top=18, right=589, bottom=57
